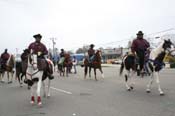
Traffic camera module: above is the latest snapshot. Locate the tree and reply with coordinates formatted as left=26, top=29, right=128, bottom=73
left=76, top=45, right=89, bottom=54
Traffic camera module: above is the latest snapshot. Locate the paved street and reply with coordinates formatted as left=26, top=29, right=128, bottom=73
left=0, top=65, right=175, bottom=116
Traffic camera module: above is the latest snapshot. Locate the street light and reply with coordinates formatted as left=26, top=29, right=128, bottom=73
left=50, top=38, right=57, bottom=57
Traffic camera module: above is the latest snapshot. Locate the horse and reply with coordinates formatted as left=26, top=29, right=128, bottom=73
left=57, top=53, right=72, bottom=77
left=84, top=50, right=104, bottom=81
left=26, top=52, right=54, bottom=106
left=15, top=53, right=28, bottom=87
left=120, top=39, right=174, bottom=95
left=0, top=54, right=15, bottom=83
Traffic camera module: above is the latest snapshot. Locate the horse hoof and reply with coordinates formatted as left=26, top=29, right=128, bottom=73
left=127, top=88, right=131, bottom=91
left=146, top=90, right=151, bottom=93
left=130, top=86, right=134, bottom=90
left=30, top=96, right=35, bottom=105
left=160, top=93, right=165, bottom=96
left=30, top=101, right=35, bottom=105
left=38, top=102, right=42, bottom=107
left=47, top=95, right=50, bottom=98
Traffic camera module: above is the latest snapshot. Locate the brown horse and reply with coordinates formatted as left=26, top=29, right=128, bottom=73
left=15, top=52, right=29, bottom=87
left=84, top=50, right=104, bottom=81
left=57, top=53, right=72, bottom=77
left=0, top=54, right=15, bottom=83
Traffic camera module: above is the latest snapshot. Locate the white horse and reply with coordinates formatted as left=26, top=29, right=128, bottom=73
left=120, top=39, right=174, bottom=95
left=26, top=53, right=54, bottom=106
left=146, top=39, right=174, bottom=95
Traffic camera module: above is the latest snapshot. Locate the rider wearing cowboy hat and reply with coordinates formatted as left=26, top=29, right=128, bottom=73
left=0, top=49, right=10, bottom=70
left=28, top=34, right=48, bottom=57
left=131, top=31, right=150, bottom=76
left=28, top=34, right=54, bottom=79
left=88, top=44, right=95, bottom=63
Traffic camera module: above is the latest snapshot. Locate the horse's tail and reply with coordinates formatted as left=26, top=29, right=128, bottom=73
left=119, top=61, right=124, bottom=76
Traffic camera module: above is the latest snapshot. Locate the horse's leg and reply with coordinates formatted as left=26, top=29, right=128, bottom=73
left=129, top=70, right=135, bottom=90
left=66, top=67, right=69, bottom=77
left=16, top=70, right=21, bottom=86
left=30, top=84, right=35, bottom=105
left=10, top=71, right=14, bottom=83
left=94, top=68, right=97, bottom=81
left=1, top=72, right=5, bottom=83
left=155, top=72, right=164, bottom=95
left=146, top=71, right=154, bottom=93
left=7, top=72, right=10, bottom=83
left=99, top=66, right=104, bottom=78
left=89, top=67, right=91, bottom=78
left=42, top=81, right=46, bottom=97
left=36, top=73, right=43, bottom=106
left=125, top=70, right=131, bottom=91
left=47, top=79, right=51, bottom=97
left=84, top=65, right=88, bottom=79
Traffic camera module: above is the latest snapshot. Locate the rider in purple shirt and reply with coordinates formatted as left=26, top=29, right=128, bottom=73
left=131, top=31, right=150, bottom=75
left=28, top=34, right=48, bottom=58
left=28, top=34, right=54, bottom=79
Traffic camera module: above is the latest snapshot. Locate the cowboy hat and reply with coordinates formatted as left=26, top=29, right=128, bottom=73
left=136, top=31, right=144, bottom=35
left=33, top=34, right=42, bottom=39
left=90, top=44, right=95, bottom=47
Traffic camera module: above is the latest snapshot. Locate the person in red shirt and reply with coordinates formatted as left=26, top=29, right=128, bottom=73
left=28, top=34, right=48, bottom=58
left=0, top=49, right=10, bottom=70
left=88, top=44, right=95, bottom=63
left=131, top=31, right=150, bottom=76
left=28, top=34, right=54, bottom=79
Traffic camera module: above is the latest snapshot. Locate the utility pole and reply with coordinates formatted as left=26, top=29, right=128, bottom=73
left=50, top=38, right=57, bottom=57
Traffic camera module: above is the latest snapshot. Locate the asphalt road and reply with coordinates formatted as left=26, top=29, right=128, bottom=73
left=0, top=65, right=175, bottom=116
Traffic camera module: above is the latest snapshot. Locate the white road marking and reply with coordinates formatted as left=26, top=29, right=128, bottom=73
left=50, top=86, right=72, bottom=95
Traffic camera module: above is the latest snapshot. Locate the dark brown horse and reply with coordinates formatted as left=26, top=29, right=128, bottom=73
left=15, top=49, right=31, bottom=87
left=0, top=54, right=15, bottom=83
left=58, top=53, right=72, bottom=77
left=84, top=50, right=104, bottom=81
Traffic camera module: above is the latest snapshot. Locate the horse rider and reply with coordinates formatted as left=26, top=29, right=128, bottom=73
left=58, top=49, right=65, bottom=65
left=131, top=31, right=150, bottom=76
left=28, top=34, right=54, bottom=79
left=88, top=44, right=95, bottom=63
left=0, top=49, right=10, bottom=70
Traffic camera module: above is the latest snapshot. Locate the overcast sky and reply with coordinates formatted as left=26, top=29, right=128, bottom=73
left=0, top=0, right=175, bottom=54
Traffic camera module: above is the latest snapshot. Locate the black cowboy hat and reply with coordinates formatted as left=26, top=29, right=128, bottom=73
left=33, top=34, right=42, bottom=39
left=61, top=49, right=64, bottom=51
left=90, top=44, right=95, bottom=47
left=137, top=31, right=144, bottom=35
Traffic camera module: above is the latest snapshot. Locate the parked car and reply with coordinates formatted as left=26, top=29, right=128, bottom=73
left=111, top=59, right=122, bottom=64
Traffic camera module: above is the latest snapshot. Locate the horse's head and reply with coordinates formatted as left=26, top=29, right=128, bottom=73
left=94, top=50, right=102, bottom=62
left=27, top=53, right=38, bottom=70
left=162, top=39, right=174, bottom=53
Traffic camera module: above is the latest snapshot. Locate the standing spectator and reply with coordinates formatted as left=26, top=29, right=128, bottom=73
left=72, top=56, right=77, bottom=74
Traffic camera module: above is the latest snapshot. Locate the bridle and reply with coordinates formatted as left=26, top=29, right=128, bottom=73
left=26, top=53, right=40, bottom=80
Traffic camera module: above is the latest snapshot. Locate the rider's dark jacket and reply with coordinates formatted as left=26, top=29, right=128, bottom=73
left=28, top=41, right=48, bottom=57
left=88, top=48, right=95, bottom=58
left=0, top=52, right=10, bottom=64
left=131, top=38, right=150, bottom=53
